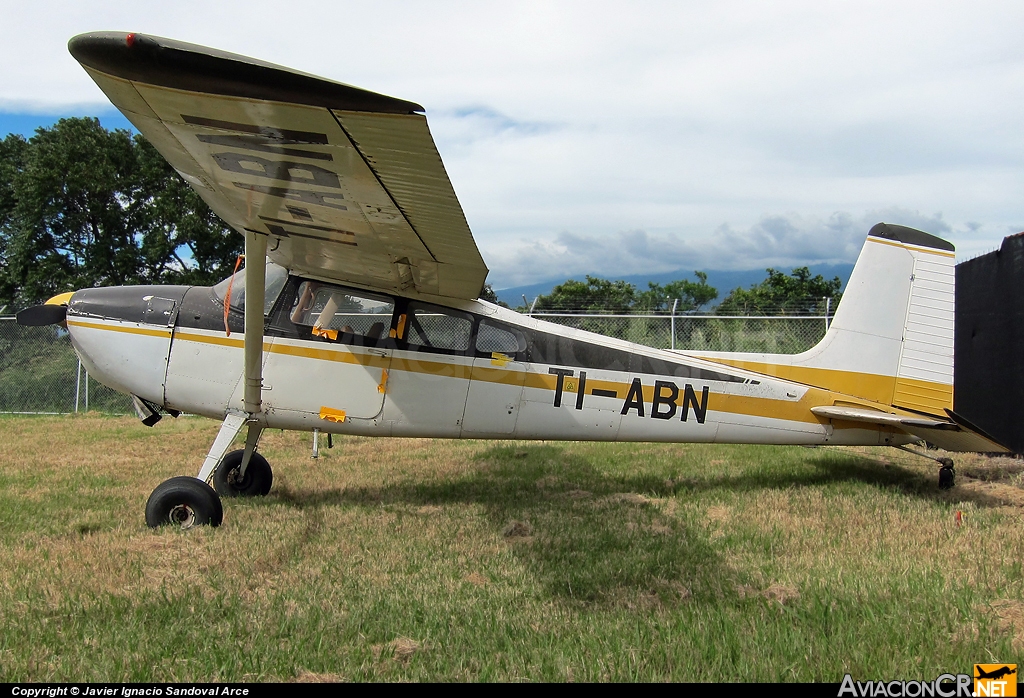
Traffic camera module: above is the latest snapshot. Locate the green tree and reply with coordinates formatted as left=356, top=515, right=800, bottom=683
left=0, top=118, right=242, bottom=311
left=478, top=283, right=510, bottom=308
left=524, top=272, right=718, bottom=314
left=134, top=137, right=241, bottom=286
left=716, top=267, right=841, bottom=315
left=637, top=271, right=718, bottom=312
left=530, top=276, right=638, bottom=313
left=0, top=133, right=29, bottom=308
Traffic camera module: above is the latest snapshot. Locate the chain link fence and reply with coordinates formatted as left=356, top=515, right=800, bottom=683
left=530, top=312, right=830, bottom=354
left=0, top=317, right=132, bottom=414
left=0, top=312, right=829, bottom=414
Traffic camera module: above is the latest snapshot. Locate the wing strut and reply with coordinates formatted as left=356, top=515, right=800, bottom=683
left=193, top=232, right=266, bottom=485
left=243, top=231, right=267, bottom=415
left=237, top=230, right=267, bottom=476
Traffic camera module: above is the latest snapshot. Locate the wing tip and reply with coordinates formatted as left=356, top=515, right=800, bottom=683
left=68, top=31, right=425, bottom=115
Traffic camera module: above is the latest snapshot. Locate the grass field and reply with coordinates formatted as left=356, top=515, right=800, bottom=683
left=0, top=414, right=1021, bottom=682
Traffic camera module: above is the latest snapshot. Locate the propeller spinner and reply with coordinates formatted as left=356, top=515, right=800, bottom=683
left=15, top=292, right=74, bottom=326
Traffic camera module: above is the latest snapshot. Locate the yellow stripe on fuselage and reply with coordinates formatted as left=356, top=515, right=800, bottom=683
left=68, top=318, right=892, bottom=428
left=68, top=318, right=173, bottom=339
left=695, top=358, right=952, bottom=416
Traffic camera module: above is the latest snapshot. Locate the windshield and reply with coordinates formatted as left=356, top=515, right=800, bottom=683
left=212, top=261, right=289, bottom=315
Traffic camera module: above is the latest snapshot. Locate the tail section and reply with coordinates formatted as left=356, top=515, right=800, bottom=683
left=695, top=223, right=956, bottom=416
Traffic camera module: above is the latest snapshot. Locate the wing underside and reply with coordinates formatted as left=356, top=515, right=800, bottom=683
left=70, top=32, right=488, bottom=300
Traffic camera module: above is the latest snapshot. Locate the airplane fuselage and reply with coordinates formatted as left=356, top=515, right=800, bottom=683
left=64, top=269, right=912, bottom=448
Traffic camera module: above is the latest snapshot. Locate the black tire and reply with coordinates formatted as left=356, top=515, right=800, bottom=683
left=213, top=449, right=273, bottom=497
left=145, top=476, right=223, bottom=529
left=938, top=459, right=955, bottom=490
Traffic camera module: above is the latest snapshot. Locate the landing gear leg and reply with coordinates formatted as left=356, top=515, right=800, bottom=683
left=203, top=413, right=272, bottom=497
left=147, top=231, right=271, bottom=529
left=894, top=445, right=955, bottom=489
left=197, top=413, right=249, bottom=482
left=145, top=412, right=261, bottom=528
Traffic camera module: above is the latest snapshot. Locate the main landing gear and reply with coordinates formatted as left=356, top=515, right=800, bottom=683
left=213, top=450, right=273, bottom=497
left=145, top=476, right=223, bottom=529
left=144, top=413, right=274, bottom=528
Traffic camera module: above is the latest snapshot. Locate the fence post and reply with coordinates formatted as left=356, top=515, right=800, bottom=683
left=825, top=297, right=831, bottom=332
left=85, top=371, right=89, bottom=412
left=670, top=298, right=679, bottom=351
left=528, top=297, right=538, bottom=317
left=75, top=359, right=81, bottom=413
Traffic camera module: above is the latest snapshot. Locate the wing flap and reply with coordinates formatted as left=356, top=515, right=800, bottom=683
left=811, top=405, right=1011, bottom=453
left=908, top=430, right=1010, bottom=453
left=70, top=32, right=489, bottom=300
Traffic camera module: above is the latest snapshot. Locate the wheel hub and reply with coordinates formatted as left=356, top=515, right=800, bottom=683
left=168, top=503, right=197, bottom=529
left=227, top=467, right=249, bottom=488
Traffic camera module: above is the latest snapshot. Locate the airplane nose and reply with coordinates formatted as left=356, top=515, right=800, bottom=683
left=64, top=285, right=191, bottom=408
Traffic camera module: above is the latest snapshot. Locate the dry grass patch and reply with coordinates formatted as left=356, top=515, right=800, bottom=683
left=989, top=599, right=1024, bottom=651
left=503, top=520, right=533, bottom=538
left=706, top=504, right=731, bottom=524
left=372, top=637, right=424, bottom=665
left=603, top=492, right=650, bottom=506
left=763, top=583, right=801, bottom=605
left=291, top=668, right=346, bottom=682
left=464, top=572, right=489, bottom=586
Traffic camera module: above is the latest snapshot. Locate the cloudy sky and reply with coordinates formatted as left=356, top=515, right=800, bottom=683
left=2, top=1, right=1022, bottom=287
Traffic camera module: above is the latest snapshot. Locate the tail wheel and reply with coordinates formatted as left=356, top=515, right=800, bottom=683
left=213, top=449, right=273, bottom=497
left=146, top=476, right=223, bottom=529
left=938, top=458, right=955, bottom=489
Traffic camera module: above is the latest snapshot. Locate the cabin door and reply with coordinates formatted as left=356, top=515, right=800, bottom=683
left=263, top=281, right=396, bottom=420
left=462, top=321, right=527, bottom=435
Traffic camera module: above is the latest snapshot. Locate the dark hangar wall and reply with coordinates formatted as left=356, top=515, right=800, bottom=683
left=955, top=232, right=1024, bottom=454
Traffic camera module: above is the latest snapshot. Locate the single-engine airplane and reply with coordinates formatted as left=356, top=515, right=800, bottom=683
left=16, top=32, right=1010, bottom=528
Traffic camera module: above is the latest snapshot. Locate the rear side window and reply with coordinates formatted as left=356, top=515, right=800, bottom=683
left=405, top=302, right=473, bottom=353
left=476, top=321, right=525, bottom=357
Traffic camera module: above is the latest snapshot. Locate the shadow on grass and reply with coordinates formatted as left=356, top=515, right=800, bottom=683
left=659, top=448, right=1014, bottom=509
left=251, top=443, right=1012, bottom=605
left=268, top=443, right=736, bottom=606
left=805, top=450, right=1018, bottom=509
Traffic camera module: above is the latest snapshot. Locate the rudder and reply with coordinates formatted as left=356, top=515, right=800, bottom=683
left=694, top=223, right=956, bottom=415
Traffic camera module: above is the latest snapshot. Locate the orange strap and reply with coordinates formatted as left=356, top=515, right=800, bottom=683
left=223, top=254, right=244, bottom=336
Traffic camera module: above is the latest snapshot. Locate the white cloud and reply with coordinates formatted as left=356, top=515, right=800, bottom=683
left=2, top=0, right=1023, bottom=284
left=487, top=208, right=966, bottom=287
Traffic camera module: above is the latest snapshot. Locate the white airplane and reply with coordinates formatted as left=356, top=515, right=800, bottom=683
left=17, top=32, right=1009, bottom=528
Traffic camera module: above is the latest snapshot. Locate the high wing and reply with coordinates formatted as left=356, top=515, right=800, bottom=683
left=69, top=32, right=488, bottom=300
left=810, top=406, right=1010, bottom=453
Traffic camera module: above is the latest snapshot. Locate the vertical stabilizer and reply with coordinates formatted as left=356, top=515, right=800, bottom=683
left=693, top=223, right=956, bottom=415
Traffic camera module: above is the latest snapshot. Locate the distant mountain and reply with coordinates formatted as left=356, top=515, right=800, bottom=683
left=495, top=263, right=855, bottom=309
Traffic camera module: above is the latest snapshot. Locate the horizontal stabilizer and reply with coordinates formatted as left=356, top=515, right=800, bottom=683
left=811, top=405, right=1011, bottom=453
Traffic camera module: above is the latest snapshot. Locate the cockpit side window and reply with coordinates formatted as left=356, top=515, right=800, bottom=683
left=212, top=262, right=289, bottom=316
left=288, top=281, right=395, bottom=345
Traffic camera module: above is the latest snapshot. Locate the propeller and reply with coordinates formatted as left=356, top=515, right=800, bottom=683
left=15, top=292, right=74, bottom=327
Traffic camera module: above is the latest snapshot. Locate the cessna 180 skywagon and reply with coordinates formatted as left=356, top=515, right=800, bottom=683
left=17, top=32, right=1010, bottom=528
